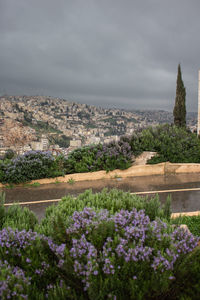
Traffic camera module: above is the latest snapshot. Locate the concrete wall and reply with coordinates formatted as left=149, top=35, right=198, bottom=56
left=4, top=161, right=199, bottom=187
left=1, top=161, right=200, bottom=188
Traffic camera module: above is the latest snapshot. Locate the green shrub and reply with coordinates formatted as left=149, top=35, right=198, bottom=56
left=38, top=189, right=171, bottom=242
left=64, top=140, right=132, bottom=174
left=128, top=132, right=144, bottom=157
left=0, top=161, right=5, bottom=182
left=1, top=123, right=200, bottom=185
left=0, top=192, right=5, bottom=229
left=3, top=149, right=15, bottom=160
left=1, top=150, right=65, bottom=184
left=0, top=227, right=67, bottom=299
left=0, top=140, right=132, bottom=184
left=57, top=207, right=198, bottom=300
left=170, top=247, right=200, bottom=299
left=67, top=177, right=75, bottom=185
left=2, top=204, right=38, bottom=231
left=1, top=206, right=199, bottom=299
left=131, top=124, right=200, bottom=164
left=0, top=260, right=30, bottom=299
left=0, top=190, right=200, bottom=299
left=0, top=192, right=38, bottom=231
left=1, top=123, right=200, bottom=184
left=147, top=154, right=168, bottom=164
left=171, top=215, right=200, bottom=236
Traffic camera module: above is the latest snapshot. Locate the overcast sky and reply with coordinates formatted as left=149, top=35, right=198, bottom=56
left=0, top=0, right=200, bottom=111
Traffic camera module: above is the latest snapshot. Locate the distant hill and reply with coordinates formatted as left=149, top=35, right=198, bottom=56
left=128, top=109, right=197, bottom=127
left=0, top=95, right=197, bottom=148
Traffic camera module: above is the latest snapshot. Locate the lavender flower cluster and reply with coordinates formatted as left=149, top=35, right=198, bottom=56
left=66, top=140, right=133, bottom=174
left=0, top=227, right=38, bottom=256
left=70, top=235, right=98, bottom=291
left=96, top=141, right=132, bottom=161
left=0, top=227, right=66, bottom=297
left=95, top=140, right=132, bottom=171
left=66, top=207, right=199, bottom=293
left=0, top=227, right=65, bottom=261
left=1, top=150, right=58, bottom=183
left=0, top=260, right=30, bottom=300
left=0, top=207, right=199, bottom=299
left=66, top=208, right=110, bottom=235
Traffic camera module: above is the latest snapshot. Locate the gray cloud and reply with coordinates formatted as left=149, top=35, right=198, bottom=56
left=0, top=0, right=200, bottom=111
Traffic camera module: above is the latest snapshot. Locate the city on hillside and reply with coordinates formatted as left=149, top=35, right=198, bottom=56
left=0, top=95, right=197, bottom=156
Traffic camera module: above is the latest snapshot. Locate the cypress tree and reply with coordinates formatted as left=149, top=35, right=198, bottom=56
left=173, top=64, right=186, bottom=127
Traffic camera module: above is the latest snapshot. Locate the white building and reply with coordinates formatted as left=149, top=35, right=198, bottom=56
left=41, top=135, right=49, bottom=150
left=70, top=139, right=82, bottom=148
left=31, top=141, right=43, bottom=151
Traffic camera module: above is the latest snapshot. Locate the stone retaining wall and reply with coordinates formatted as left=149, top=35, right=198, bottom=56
left=1, top=161, right=200, bottom=188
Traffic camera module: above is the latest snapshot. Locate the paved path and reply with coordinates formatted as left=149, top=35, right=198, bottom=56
left=2, top=173, right=200, bottom=220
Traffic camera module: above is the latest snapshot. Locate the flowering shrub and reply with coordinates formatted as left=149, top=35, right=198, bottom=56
left=171, top=246, right=200, bottom=299
left=0, top=227, right=66, bottom=299
left=1, top=124, right=200, bottom=184
left=0, top=260, right=30, bottom=299
left=0, top=161, right=5, bottom=183
left=0, top=141, right=132, bottom=183
left=130, top=124, right=200, bottom=164
left=62, top=208, right=199, bottom=299
left=64, top=140, right=132, bottom=174
left=0, top=200, right=199, bottom=299
left=1, top=150, right=65, bottom=183
left=39, top=189, right=171, bottom=241
left=172, top=214, right=200, bottom=237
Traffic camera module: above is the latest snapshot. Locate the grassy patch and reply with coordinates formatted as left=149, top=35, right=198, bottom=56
left=23, top=182, right=41, bottom=188
left=53, top=179, right=61, bottom=184
left=67, top=177, right=75, bottom=185
left=5, top=184, right=14, bottom=189
left=171, top=214, right=200, bottom=236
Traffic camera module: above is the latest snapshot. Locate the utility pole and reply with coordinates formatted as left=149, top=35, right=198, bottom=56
left=198, top=70, right=200, bottom=136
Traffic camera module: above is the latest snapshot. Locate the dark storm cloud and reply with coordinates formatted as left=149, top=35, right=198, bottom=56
left=0, top=0, right=200, bottom=111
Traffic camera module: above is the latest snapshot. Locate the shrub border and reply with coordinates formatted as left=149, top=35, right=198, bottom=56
left=1, top=161, right=200, bottom=188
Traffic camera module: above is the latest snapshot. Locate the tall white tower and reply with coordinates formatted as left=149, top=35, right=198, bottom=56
left=198, top=70, right=200, bottom=136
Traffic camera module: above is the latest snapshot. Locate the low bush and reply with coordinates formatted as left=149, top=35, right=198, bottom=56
left=2, top=205, right=38, bottom=231
left=0, top=150, right=66, bottom=184
left=0, top=206, right=199, bottom=299
left=64, top=140, right=132, bottom=174
left=38, top=189, right=171, bottom=242
left=169, top=246, right=200, bottom=299
left=0, top=227, right=67, bottom=299
left=129, top=124, right=200, bottom=164
left=171, top=215, right=200, bottom=237
left=1, top=124, right=200, bottom=184
left=0, top=260, right=30, bottom=299
left=59, top=207, right=199, bottom=299
left=3, top=149, right=15, bottom=160
left=0, top=192, right=5, bottom=229
left=0, top=191, right=38, bottom=231
left=1, top=189, right=200, bottom=299
left=0, top=161, right=6, bottom=183
left=0, top=141, right=132, bottom=184
left=128, top=132, right=144, bottom=157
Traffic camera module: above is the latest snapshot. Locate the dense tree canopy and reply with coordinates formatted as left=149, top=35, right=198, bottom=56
left=173, top=64, right=186, bottom=127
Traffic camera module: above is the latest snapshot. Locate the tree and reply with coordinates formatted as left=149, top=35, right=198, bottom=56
left=173, top=64, right=186, bottom=127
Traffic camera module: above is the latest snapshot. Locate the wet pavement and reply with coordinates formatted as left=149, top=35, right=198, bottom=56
left=2, top=173, right=200, bottom=220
